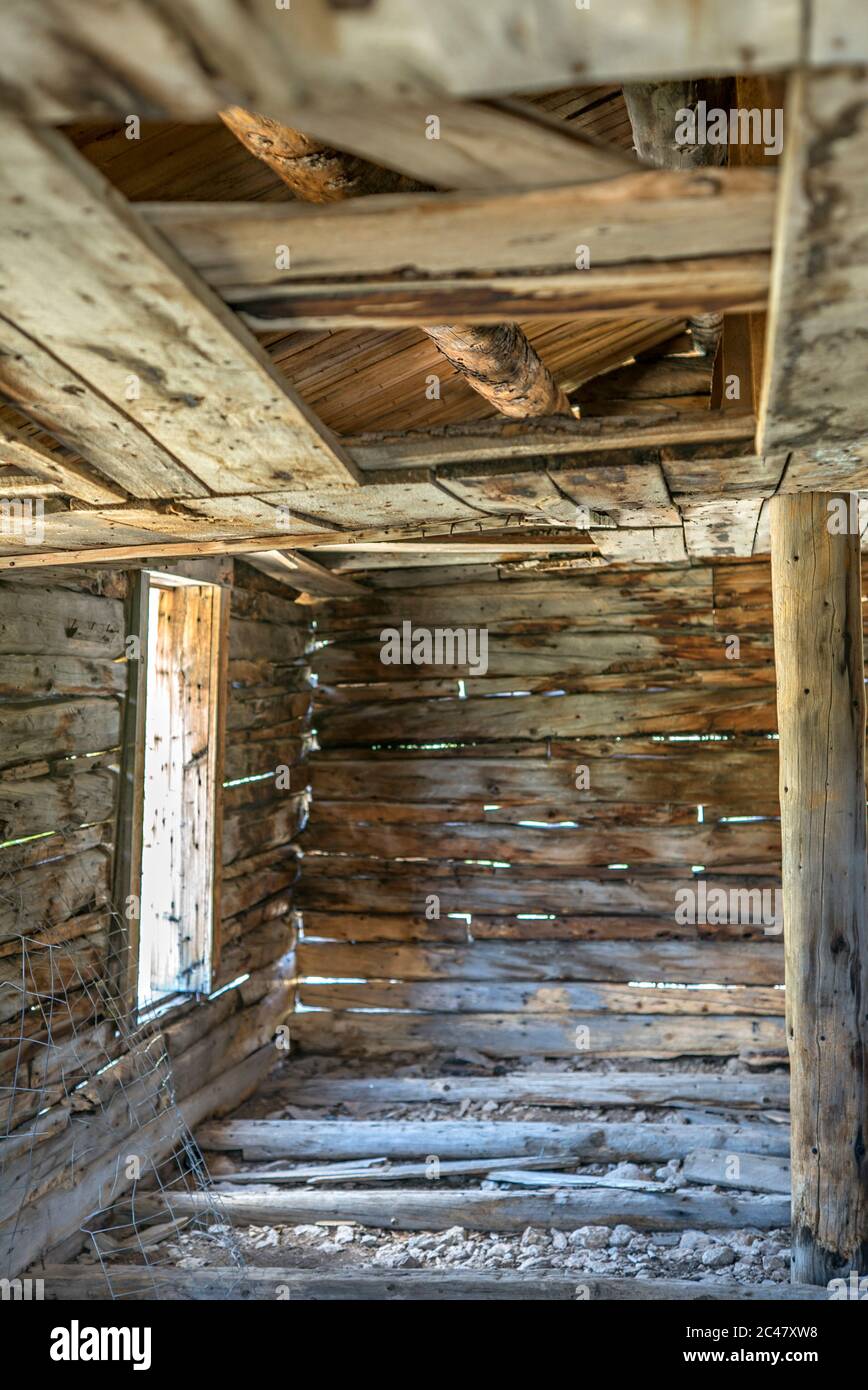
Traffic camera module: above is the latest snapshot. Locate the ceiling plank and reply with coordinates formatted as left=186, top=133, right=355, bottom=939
left=0, top=118, right=357, bottom=498
left=0, top=314, right=210, bottom=500
left=143, top=168, right=777, bottom=290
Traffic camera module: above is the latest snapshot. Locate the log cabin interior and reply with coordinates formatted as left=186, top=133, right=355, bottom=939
left=0, top=1, right=866, bottom=1315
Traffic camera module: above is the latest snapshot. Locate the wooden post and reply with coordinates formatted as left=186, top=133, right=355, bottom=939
left=770, top=492, right=868, bottom=1285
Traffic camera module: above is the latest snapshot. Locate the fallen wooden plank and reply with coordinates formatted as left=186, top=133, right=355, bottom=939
left=30, top=1265, right=826, bottom=1301
left=220, top=1156, right=568, bottom=1187
left=0, top=118, right=356, bottom=497
left=196, top=1119, right=790, bottom=1163
left=683, top=1149, right=791, bottom=1195
left=161, top=1185, right=791, bottom=1232
left=488, top=1171, right=666, bottom=1191
left=262, top=1071, right=790, bottom=1112
left=145, top=169, right=777, bottom=289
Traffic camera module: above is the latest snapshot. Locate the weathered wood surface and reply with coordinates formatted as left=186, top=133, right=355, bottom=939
left=146, top=169, right=777, bottom=287
left=683, top=1149, right=791, bottom=1196
left=309, top=738, right=780, bottom=809
left=315, top=688, right=777, bottom=744
left=0, top=118, right=355, bottom=497
left=298, top=980, right=785, bottom=1016
left=291, top=1011, right=786, bottom=1059
left=197, top=1118, right=789, bottom=1163
left=770, top=494, right=868, bottom=1284
left=264, top=1071, right=791, bottom=1112
left=162, top=1185, right=791, bottom=1232
left=229, top=258, right=771, bottom=330
left=242, top=98, right=635, bottom=192
left=0, top=3, right=805, bottom=123
left=301, top=820, right=780, bottom=871
left=761, top=69, right=868, bottom=485
left=31, top=1266, right=827, bottom=1302
left=296, top=940, right=783, bottom=987
left=347, top=412, right=758, bottom=470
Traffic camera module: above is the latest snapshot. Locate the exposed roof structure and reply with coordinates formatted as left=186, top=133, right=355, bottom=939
left=0, top=1, right=864, bottom=584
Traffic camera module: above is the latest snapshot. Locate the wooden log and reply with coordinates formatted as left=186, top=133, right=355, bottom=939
left=219, top=108, right=422, bottom=200
left=298, top=980, right=785, bottom=1017
left=770, top=492, right=868, bottom=1284
left=0, top=768, right=115, bottom=839
left=296, top=939, right=784, bottom=987
left=195, top=1118, right=789, bottom=1164
left=683, top=1149, right=791, bottom=1195
left=30, top=1265, right=827, bottom=1302
left=315, top=687, right=778, bottom=744
left=161, top=1185, right=791, bottom=1232
left=290, top=1011, right=786, bottom=1059
left=264, top=1071, right=791, bottom=1111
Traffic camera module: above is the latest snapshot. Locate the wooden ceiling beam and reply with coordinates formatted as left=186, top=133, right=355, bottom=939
left=144, top=169, right=777, bottom=291
left=345, top=410, right=757, bottom=470
left=0, top=117, right=358, bottom=500
left=219, top=107, right=569, bottom=419
left=0, top=2, right=804, bottom=122
left=227, top=257, right=771, bottom=331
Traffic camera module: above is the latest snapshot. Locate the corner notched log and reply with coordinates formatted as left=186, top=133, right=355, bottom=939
left=220, top=107, right=570, bottom=419
left=770, top=492, right=868, bottom=1286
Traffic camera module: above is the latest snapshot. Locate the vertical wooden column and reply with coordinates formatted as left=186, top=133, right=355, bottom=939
left=770, top=492, right=868, bottom=1285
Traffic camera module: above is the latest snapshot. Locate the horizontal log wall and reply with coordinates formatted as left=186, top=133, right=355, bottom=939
left=0, top=561, right=308, bottom=1276
left=299, top=558, right=794, bottom=1059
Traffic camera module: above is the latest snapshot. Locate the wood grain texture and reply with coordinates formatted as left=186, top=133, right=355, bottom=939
left=770, top=493, right=868, bottom=1284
